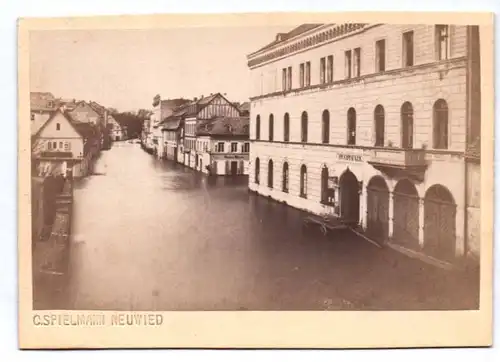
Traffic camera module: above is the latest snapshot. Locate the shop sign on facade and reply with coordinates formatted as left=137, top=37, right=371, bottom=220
left=337, top=153, right=363, bottom=162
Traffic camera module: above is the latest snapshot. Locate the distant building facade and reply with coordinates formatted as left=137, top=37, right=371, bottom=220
left=180, top=93, right=242, bottom=170
left=196, top=116, right=250, bottom=176
left=31, top=109, right=100, bottom=178
left=150, top=96, right=191, bottom=158
left=247, top=23, right=481, bottom=264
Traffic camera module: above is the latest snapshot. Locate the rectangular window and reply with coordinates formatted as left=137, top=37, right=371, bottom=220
left=217, top=142, right=224, bottom=153
left=59, top=142, right=63, bottom=149
left=282, top=68, right=287, bottom=91
left=64, top=142, right=70, bottom=151
left=327, top=55, right=334, bottom=82
left=345, top=50, right=352, bottom=79
left=243, top=142, right=250, bottom=153
left=231, top=142, right=237, bottom=152
left=435, top=25, right=449, bottom=60
left=47, top=142, right=52, bottom=150
left=52, top=142, right=57, bottom=149
left=305, top=61, right=311, bottom=86
left=320, top=57, right=326, bottom=84
left=376, top=39, right=386, bottom=72
left=353, top=48, right=361, bottom=77
left=31, top=113, right=35, bottom=121
left=403, top=31, right=414, bottom=67
left=299, top=63, right=305, bottom=88
left=287, top=66, right=292, bottom=90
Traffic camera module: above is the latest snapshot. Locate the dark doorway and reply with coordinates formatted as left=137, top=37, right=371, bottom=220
left=366, top=176, right=389, bottom=243
left=339, top=169, right=360, bottom=226
left=393, top=179, right=420, bottom=249
left=231, top=161, right=238, bottom=176
left=424, top=185, right=457, bottom=262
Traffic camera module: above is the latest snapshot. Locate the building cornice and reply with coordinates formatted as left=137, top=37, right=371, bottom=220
left=249, top=56, right=467, bottom=102
left=247, top=23, right=378, bottom=69
left=249, top=139, right=467, bottom=157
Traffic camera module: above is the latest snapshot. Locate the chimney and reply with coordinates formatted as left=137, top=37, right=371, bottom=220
left=193, top=97, right=198, bottom=101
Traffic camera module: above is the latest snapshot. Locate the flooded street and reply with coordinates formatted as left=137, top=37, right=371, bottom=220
left=34, top=142, right=479, bottom=311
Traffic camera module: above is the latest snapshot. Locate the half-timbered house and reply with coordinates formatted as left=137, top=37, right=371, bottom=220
left=181, top=93, right=241, bottom=170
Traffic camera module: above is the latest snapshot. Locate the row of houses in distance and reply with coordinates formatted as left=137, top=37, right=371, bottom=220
left=141, top=93, right=251, bottom=176
left=30, top=92, right=127, bottom=178
left=246, top=23, right=481, bottom=266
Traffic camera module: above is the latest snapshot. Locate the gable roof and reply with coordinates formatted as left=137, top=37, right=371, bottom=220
left=31, top=111, right=55, bottom=136
left=184, top=93, right=237, bottom=118
left=250, top=24, right=324, bottom=55
left=196, top=116, right=249, bottom=137
left=32, top=109, right=79, bottom=139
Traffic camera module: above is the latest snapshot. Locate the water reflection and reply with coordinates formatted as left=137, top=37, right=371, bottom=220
left=33, top=142, right=479, bottom=311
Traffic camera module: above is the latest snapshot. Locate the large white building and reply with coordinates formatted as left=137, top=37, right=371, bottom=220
left=247, top=23, right=481, bottom=265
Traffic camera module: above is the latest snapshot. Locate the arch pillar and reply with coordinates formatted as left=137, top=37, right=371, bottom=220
left=455, top=205, right=465, bottom=257
left=361, top=183, right=367, bottom=229
left=418, top=198, right=425, bottom=247
left=388, top=192, right=394, bottom=238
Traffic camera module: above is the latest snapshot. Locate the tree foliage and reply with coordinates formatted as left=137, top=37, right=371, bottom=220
left=113, top=110, right=150, bottom=139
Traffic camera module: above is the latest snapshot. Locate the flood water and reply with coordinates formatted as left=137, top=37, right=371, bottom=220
left=34, top=141, right=479, bottom=311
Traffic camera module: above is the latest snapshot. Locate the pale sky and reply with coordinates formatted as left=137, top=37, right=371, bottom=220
left=29, top=26, right=291, bottom=112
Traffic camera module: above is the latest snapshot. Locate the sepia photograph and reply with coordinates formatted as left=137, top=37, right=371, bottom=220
left=18, top=12, right=494, bottom=349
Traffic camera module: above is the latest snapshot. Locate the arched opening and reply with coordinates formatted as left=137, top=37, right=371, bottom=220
left=374, top=105, right=385, bottom=147
left=255, top=115, right=261, bottom=140
left=322, top=110, right=330, bottom=143
left=301, top=111, right=308, bottom=142
left=366, top=176, right=389, bottom=243
left=254, top=157, right=260, bottom=184
left=347, top=108, right=356, bottom=145
left=268, top=114, right=274, bottom=141
left=267, top=159, right=274, bottom=188
left=300, top=164, right=307, bottom=198
left=339, top=169, right=360, bottom=225
left=401, top=102, right=414, bottom=148
left=283, top=113, right=290, bottom=142
left=424, top=185, right=457, bottom=261
left=282, top=162, right=289, bottom=193
left=433, top=99, right=449, bottom=149
left=393, top=179, right=420, bottom=249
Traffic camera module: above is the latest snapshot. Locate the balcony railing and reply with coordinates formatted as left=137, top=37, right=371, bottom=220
left=368, top=148, right=427, bottom=168
left=40, top=151, right=74, bottom=159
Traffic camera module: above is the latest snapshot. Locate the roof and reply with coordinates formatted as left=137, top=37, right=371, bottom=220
left=72, top=121, right=97, bottom=139
left=31, top=91, right=57, bottom=111
left=32, top=109, right=96, bottom=140
left=30, top=92, right=55, bottom=100
left=162, top=116, right=184, bottom=131
left=196, top=116, right=249, bottom=137
left=88, top=101, right=108, bottom=116
left=238, top=102, right=250, bottom=114
left=184, top=93, right=234, bottom=118
left=31, top=111, right=55, bottom=136
left=64, top=111, right=98, bottom=139
left=250, top=24, right=324, bottom=55
left=160, top=98, right=190, bottom=108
